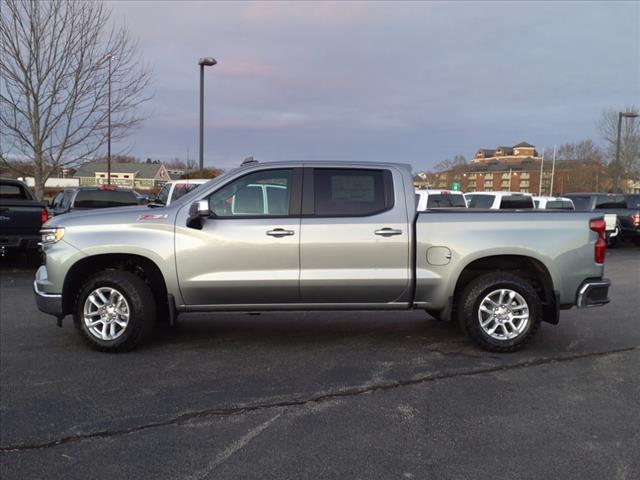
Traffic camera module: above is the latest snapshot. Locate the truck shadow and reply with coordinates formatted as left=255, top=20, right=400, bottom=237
left=151, top=311, right=470, bottom=351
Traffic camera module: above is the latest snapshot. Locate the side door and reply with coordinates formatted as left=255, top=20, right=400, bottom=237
left=299, top=167, right=411, bottom=305
left=175, top=168, right=302, bottom=306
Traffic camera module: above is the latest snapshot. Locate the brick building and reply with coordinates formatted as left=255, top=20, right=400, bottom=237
left=433, top=142, right=611, bottom=195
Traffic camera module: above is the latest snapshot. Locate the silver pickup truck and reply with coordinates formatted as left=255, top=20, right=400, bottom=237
left=34, top=161, right=610, bottom=353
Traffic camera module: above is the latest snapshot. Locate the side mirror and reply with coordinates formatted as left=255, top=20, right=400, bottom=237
left=191, top=200, right=210, bottom=217
left=187, top=200, right=211, bottom=229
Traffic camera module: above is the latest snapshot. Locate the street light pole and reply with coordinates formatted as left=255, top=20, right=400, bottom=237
left=106, top=53, right=113, bottom=185
left=614, top=111, right=639, bottom=193
left=198, top=57, right=217, bottom=176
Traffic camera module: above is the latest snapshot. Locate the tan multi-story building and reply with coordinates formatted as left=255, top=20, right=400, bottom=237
left=472, top=141, right=541, bottom=164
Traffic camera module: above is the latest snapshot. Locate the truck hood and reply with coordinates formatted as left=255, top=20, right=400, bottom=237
left=43, top=204, right=177, bottom=229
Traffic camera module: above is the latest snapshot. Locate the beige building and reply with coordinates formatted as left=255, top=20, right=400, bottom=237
left=74, top=162, right=171, bottom=190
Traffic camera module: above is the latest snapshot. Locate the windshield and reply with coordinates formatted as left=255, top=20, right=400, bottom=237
left=155, top=184, right=171, bottom=205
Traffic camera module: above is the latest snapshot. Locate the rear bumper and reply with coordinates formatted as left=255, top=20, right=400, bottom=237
left=0, top=235, right=40, bottom=250
left=576, top=278, right=611, bottom=308
left=34, top=280, right=63, bottom=317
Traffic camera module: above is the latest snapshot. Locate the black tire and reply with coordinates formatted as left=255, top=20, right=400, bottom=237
left=457, top=272, right=542, bottom=353
left=74, top=270, right=156, bottom=352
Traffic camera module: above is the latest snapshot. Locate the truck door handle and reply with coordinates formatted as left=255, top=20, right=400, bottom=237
left=374, top=228, right=403, bottom=237
left=266, top=228, right=295, bottom=237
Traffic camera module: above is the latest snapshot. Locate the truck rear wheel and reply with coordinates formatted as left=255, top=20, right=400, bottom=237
left=458, top=272, right=542, bottom=352
left=74, top=270, right=156, bottom=352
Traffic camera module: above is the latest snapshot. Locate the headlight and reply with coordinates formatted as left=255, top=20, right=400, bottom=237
left=40, top=227, right=65, bottom=245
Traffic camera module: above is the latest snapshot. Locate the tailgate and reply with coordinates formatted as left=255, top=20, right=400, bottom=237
left=603, top=213, right=617, bottom=232
left=0, top=203, right=44, bottom=236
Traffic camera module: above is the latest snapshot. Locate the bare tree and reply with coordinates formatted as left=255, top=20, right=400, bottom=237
left=0, top=0, right=151, bottom=198
left=598, top=106, right=640, bottom=191
left=433, top=154, right=466, bottom=172
left=554, top=139, right=605, bottom=163
left=541, top=140, right=610, bottom=193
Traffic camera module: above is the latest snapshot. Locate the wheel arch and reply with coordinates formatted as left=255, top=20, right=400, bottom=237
left=452, top=254, right=558, bottom=324
left=62, top=253, right=169, bottom=316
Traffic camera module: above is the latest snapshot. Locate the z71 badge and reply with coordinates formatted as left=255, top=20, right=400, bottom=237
left=137, top=213, right=168, bottom=221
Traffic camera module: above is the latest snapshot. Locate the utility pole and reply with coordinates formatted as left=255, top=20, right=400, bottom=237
left=538, top=152, right=544, bottom=196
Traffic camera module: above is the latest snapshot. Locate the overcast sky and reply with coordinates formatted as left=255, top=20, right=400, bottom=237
left=107, top=0, right=640, bottom=171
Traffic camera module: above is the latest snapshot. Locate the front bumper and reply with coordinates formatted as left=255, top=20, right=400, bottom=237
left=34, top=280, right=63, bottom=317
left=576, top=278, right=611, bottom=308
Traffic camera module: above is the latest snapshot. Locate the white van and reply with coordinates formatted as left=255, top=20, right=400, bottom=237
left=533, top=196, right=575, bottom=210
left=465, top=191, right=534, bottom=209
left=153, top=179, right=209, bottom=206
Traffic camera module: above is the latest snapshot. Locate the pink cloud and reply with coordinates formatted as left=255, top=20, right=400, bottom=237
left=218, top=60, right=274, bottom=78
left=244, top=1, right=365, bottom=23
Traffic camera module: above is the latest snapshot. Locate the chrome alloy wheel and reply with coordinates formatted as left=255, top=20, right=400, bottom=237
left=83, top=287, right=130, bottom=341
left=478, top=288, right=529, bottom=340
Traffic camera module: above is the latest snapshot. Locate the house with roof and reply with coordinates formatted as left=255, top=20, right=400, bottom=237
left=472, top=142, right=540, bottom=163
left=74, top=161, right=171, bottom=190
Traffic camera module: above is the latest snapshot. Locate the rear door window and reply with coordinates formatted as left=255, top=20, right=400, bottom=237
left=468, top=195, right=495, bottom=208
left=0, top=183, right=28, bottom=199
left=313, top=169, right=392, bottom=216
left=568, top=196, right=591, bottom=210
left=625, top=195, right=640, bottom=209
left=595, top=195, right=626, bottom=209
left=73, top=190, right=138, bottom=208
left=545, top=200, right=574, bottom=210
left=499, top=196, right=533, bottom=209
left=426, top=194, right=466, bottom=208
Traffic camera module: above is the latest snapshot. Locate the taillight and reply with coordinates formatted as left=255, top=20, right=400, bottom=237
left=40, top=208, right=49, bottom=225
left=631, top=214, right=640, bottom=227
left=590, top=218, right=606, bottom=264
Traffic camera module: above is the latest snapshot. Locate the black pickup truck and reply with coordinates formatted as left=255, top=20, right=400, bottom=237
left=565, top=192, right=640, bottom=245
left=0, top=179, right=48, bottom=256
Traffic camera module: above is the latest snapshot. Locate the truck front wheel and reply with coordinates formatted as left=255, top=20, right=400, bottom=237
left=458, top=272, right=542, bottom=352
left=73, top=270, right=156, bottom=352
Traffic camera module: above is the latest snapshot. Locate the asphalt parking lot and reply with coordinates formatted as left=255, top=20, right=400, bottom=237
left=1, top=246, right=639, bottom=480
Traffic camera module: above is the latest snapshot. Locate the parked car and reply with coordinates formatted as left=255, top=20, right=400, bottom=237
left=49, top=186, right=140, bottom=216
left=151, top=179, right=208, bottom=207
left=531, top=195, right=621, bottom=244
left=0, top=178, right=48, bottom=256
left=35, top=161, right=610, bottom=353
left=465, top=191, right=535, bottom=209
left=532, top=196, right=575, bottom=210
left=564, top=193, right=640, bottom=245
left=133, top=191, right=151, bottom=204
left=415, top=189, right=467, bottom=210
